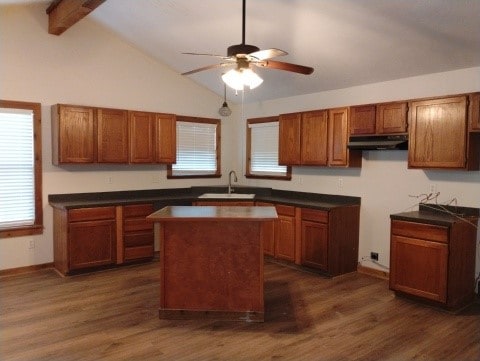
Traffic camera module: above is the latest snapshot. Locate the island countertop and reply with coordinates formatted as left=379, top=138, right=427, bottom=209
left=147, top=205, right=278, bottom=222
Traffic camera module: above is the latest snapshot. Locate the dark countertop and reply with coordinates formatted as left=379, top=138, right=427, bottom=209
left=391, top=204, right=480, bottom=227
left=147, top=205, right=278, bottom=222
left=48, top=186, right=361, bottom=211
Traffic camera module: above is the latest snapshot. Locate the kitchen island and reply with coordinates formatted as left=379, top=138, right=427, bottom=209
left=147, top=205, right=277, bottom=322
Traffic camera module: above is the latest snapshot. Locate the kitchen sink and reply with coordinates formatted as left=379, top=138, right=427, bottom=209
left=198, top=193, right=255, bottom=199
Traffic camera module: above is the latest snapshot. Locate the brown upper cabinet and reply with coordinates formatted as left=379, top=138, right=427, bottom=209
left=279, top=108, right=360, bottom=167
left=52, top=104, right=176, bottom=165
left=350, top=102, right=407, bottom=135
left=328, top=107, right=362, bottom=167
left=278, top=112, right=301, bottom=165
left=469, top=92, right=480, bottom=131
left=155, top=113, right=176, bottom=164
left=278, top=110, right=328, bottom=166
left=408, top=95, right=479, bottom=170
left=97, top=108, right=129, bottom=163
left=129, top=111, right=176, bottom=164
left=52, top=104, right=96, bottom=164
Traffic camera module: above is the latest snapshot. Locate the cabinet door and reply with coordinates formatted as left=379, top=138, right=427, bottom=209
left=97, top=108, right=129, bottom=163
left=68, top=219, right=116, bottom=270
left=279, top=113, right=302, bottom=165
left=328, top=107, right=350, bottom=166
left=275, top=214, right=296, bottom=262
left=301, top=220, right=328, bottom=271
left=301, top=110, right=328, bottom=165
left=469, top=93, right=480, bottom=131
left=129, top=111, right=155, bottom=163
left=55, top=105, right=95, bottom=163
left=256, top=202, right=275, bottom=256
left=155, top=113, right=176, bottom=163
left=376, top=102, right=407, bottom=134
left=390, top=235, right=448, bottom=303
left=350, top=105, right=376, bottom=135
left=408, top=96, right=467, bottom=168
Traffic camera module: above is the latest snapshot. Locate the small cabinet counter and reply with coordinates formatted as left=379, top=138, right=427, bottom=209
left=147, top=206, right=277, bottom=322
left=390, top=204, right=479, bottom=310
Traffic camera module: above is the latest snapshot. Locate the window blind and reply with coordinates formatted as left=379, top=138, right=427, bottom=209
left=0, top=108, right=35, bottom=228
left=249, top=122, right=287, bottom=176
left=172, top=121, right=217, bottom=176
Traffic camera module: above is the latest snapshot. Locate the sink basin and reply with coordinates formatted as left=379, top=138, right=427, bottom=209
left=198, top=193, right=255, bottom=199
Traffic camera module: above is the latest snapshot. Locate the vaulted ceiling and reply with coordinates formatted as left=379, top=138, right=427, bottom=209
left=2, top=0, right=480, bottom=103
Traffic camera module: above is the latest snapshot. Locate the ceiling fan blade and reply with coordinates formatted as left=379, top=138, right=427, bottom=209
left=182, top=52, right=232, bottom=60
left=257, top=60, right=314, bottom=75
left=181, top=63, right=233, bottom=76
left=249, top=48, right=288, bottom=60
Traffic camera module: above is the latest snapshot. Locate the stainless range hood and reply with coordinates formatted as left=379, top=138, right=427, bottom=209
left=347, top=134, right=408, bottom=150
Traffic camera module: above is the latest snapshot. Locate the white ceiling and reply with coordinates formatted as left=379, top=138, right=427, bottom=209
left=3, top=0, right=480, bottom=103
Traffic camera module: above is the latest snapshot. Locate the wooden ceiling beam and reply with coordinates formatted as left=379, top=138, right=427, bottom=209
left=46, top=0, right=106, bottom=35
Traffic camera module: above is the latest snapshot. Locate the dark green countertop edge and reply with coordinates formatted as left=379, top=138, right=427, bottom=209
left=390, top=204, right=480, bottom=227
left=48, top=186, right=361, bottom=211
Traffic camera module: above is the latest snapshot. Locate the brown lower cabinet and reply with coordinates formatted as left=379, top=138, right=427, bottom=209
left=301, top=206, right=360, bottom=276
left=53, top=203, right=154, bottom=275
left=389, top=219, right=477, bottom=310
left=123, top=204, right=154, bottom=262
left=257, top=201, right=360, bottom=276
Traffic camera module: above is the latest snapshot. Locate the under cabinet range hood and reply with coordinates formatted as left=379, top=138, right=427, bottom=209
left=347, top=134, right=408, bottom=150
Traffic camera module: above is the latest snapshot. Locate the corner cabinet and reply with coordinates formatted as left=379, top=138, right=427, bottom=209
left=408, top=95, right=479, bottom=170
left=300, top=206, right=360, bottom=276
left=390, top=217, right=478, bottom=310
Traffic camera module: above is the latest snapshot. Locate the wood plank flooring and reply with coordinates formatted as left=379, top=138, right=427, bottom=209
left=1, top=261, right=479, bottom=361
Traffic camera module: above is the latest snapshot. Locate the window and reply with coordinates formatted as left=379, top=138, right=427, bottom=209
left=246, top=117, right=291, bottom=180
left=0, top=100, right=43, bottom=237
left=167, top=116, right=221, bottom=178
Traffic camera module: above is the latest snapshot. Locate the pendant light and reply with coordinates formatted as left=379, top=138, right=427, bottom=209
left=218, top=83, right=232, bottom=116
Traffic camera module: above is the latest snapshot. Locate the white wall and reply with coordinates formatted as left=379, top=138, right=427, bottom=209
left=0, top=4, right=240, bottom=270
left=238, top=67, right=480, bottom=277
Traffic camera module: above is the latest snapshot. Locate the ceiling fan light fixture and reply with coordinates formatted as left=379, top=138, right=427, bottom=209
left=222, top=68, right=263, bottom=91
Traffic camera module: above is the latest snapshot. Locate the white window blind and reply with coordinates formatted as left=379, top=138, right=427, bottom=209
left=0, top=108, right=35, bottom=228
left=172, top=121, right=218, bottom=176
left=249, top=122, right=287, bottom=176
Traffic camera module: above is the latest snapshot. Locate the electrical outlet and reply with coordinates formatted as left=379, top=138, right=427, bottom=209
left=28, top=240, right=35, bottom=249
left=370, top=252, right=379, bottom=261
left=298, top=177, right=303, bottom=185
left=106, top=176, right=113, bottom=184
left=338, top=178, right=344, bottom=188
left=429, top=183, right=437, bottom=194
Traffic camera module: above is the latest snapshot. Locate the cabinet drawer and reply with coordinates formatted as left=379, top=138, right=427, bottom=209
left=124, top=232, right=154, bottom=247
left=301, top=208, right=328, bottom=223
left=276, top=204, right=295, bottom=217
left=124, top=218, right=154, bottom=232
left=124, top=245, right=154, bottom=261
left=123, top=203, right=154, bottom=218
left=69, top=206, right=116, bottom=222
left=391, top=220, right=449, bottom=243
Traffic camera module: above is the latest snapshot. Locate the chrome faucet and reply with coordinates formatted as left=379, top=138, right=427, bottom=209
left=228, top=170, right=238, bottom=194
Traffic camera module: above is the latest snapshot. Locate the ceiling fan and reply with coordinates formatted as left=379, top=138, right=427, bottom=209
left=181, top=0, right=314, bottom=90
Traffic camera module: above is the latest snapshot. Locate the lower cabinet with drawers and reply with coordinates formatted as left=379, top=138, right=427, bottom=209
left=53, top=203, right=155, bottom=275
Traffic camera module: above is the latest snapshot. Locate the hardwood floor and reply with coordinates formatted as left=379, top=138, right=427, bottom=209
left=1, top=261, right=479, bottom=361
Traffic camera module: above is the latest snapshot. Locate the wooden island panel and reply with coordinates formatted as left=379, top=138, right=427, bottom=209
left=147, top=206, right=277, bottom=322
